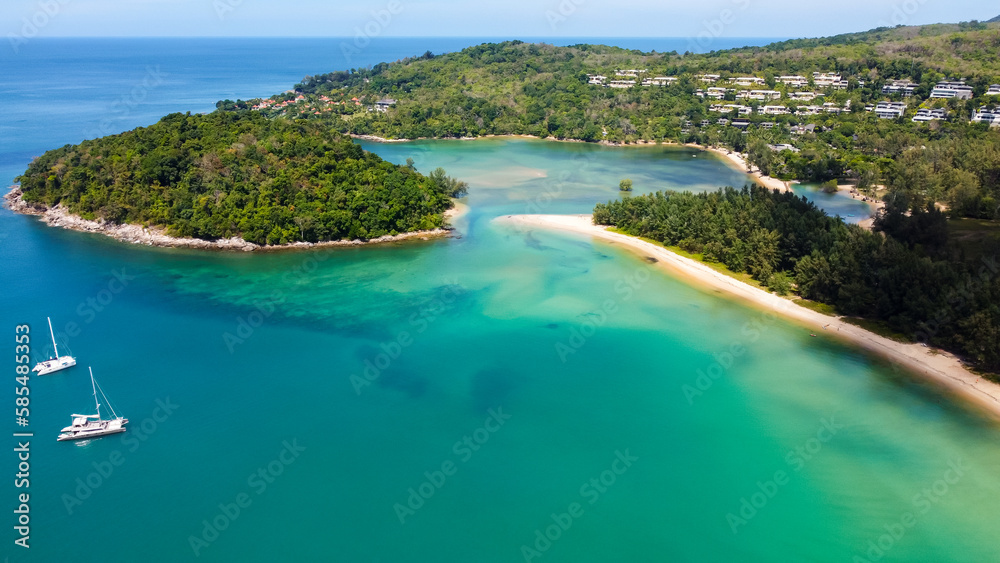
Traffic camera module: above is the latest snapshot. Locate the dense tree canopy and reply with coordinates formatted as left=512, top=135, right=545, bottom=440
left=17, top=111, right=465, bottom=245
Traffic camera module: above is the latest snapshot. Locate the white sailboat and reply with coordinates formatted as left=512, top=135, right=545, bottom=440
left=32, top=317, right=77, bottom=375
left=57, top=367, right=128, bottom=442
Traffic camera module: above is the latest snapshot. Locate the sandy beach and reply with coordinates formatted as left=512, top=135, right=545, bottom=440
left=496, top=213, right=1000, bottom=421
left=695, top=145, right=791, bottom=192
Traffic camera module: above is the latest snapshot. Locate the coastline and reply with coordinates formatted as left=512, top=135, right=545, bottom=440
left=693, top=144, right=791, bottom=193
left=495, top=213, right=1000, bottom=421
left=4, top=187, right=454, bottom=252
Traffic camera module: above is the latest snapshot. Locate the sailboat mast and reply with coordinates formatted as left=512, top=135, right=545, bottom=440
left=48, top=317, right=59, bottom=358
left=89, top=367, right=100, bottom=418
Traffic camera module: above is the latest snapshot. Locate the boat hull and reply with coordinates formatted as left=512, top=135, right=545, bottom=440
left=34, top=356, right=77, bottom=376
left=57, top=418, right=128, bottom=442
left=57, top=426, right=127, bottom=441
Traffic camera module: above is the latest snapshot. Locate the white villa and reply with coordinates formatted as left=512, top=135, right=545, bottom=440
left=587, top=74, right=607, bottom=85
left=732, top=76, right=766, bottom=86
left=930, top=81, right=974, bottom=100
left=698, top=74, right=721, bottom=83
left=778, top=75, right=808, bottom=87
left=615, top=69, right=647, bottom=77
left=813, top=72, right=849, bottom=89
left=642, top=76, right=677, bottom=86
left=987, top=85, right=1000, bottom=96
left=972, top=107, right=1000, bottom=126
left=873, top=101, right=907, bottom=119
left=912, top=108, right=947, bottom=122
left=759, top=105, right=790, bottom=115
left=739, top=90, right=782, bottom=101
left=788, top=92, right=821, bottom=101
left=882, top=80, right=918, bottom=96
left=608, top=80, right=636, bottom=89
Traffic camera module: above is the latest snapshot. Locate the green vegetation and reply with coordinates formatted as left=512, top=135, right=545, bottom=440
left=234, top=23, right=1000, bottom=221
left=619, top=178, right=633, bottom=192
left=593, top=187, right=1000, bottom=372
left=17, top=111, right=465, bottom=245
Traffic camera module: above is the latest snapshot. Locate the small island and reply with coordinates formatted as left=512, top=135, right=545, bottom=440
left=8, top=111, right=467, bottom=250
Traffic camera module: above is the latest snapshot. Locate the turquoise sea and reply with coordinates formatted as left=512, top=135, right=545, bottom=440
left=2, top=39, right=999, bottom=563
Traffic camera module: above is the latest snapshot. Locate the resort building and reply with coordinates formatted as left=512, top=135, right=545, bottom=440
left=731, top=119, right=751, bottom=128
left=882, top=80, right=918, bottom=96
left=759, top=105, right=790, bottom=115
left=912, top=108, right=946, bottom=122
left=791, top=124, right=817, bottom=135
left=913, top=108, right=948, bottom=123
left=972, top=107, right=1000, bottom=126
left=739, top=90, right=782, bottom=101
left=788, top=92, right=821, bottom=101
left=732, top=76, right=766, bottom=86
left=769, top=143, right=800, bottom=152
left=873, top=101, right=907, bottom=119
left=642, top=76, right=677, bottom=86
left=986, top=85, right=1000, bottom=96
left=374, top=98, right=397, bottom=112
left=778, top=75, right=809, bottom=87
left=698, top=74, right=721, bottom=83
left=813, top=72, right=848, bottom=89
left=608, top=80, right=636, bottom=89
left=705, top=87, right=728, bottom=99
left=615, top=69, right=647, bottom=77
left=930, top=81, right=974, bottom=100
left=587, top=74, right=607, bottom=85
left=709, top=104, right=753, bottom=115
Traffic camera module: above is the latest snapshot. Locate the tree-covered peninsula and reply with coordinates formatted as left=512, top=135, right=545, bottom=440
left=16, top=111, right=466, bottom=246
left=593, top=188, right=1000, bottom=373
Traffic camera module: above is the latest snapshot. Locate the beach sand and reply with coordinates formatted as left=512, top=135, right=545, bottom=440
left=495, top=213, right=1000, bottom=421
left=695, top=145, right=792, bottom=192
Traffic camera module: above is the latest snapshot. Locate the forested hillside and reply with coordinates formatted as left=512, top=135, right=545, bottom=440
left=16, top=111, right=466, bottom=245
left=234, top=23, right=1000, bottom=219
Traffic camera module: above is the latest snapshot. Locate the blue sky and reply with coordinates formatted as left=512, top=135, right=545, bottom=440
left=2, top=0, right=995, bottom=38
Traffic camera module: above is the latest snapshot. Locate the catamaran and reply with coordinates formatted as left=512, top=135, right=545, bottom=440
left=32, top=317, right=76, bottom=375
left=57, top=367, right=128, bottom=442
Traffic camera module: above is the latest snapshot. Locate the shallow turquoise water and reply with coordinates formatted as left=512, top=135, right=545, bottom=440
left=3, top=136, right=1000, bottom=563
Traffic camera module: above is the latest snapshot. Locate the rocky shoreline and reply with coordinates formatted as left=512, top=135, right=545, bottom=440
left=3, top=187, right=453, bottom=252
